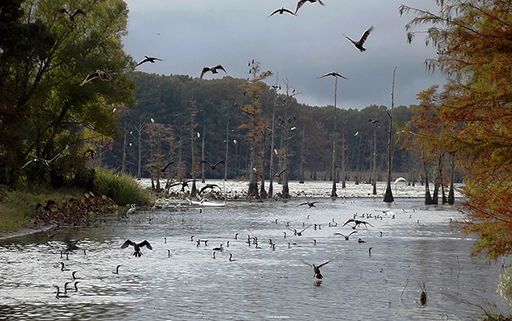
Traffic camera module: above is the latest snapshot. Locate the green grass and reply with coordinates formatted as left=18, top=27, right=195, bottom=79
left=93, top=169, right=151, bottom=206
left=0, top=189, right=80, bottom=232
left=482, top=313, right=512, bottom=321
left=0, top=169, right=150, bottom=232
left=0, top=204, right=26, bottom=232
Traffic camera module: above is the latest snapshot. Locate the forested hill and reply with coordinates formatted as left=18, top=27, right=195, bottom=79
left=103, top=71, right=418, bottom=181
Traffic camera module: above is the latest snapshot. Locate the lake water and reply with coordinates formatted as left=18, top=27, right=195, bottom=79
left=0, top=198, right=509, bottom=320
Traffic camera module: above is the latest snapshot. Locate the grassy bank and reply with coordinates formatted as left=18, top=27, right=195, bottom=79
left=0, top=169, right=151, bottom=233
left=0, top=188, right=82, bottom=232
left=93, top=169, right=151, bottom=206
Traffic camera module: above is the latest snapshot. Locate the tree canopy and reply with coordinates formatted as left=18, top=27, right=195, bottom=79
left=0, top=0, right=134, bottom=187
left=103, top=71, right=421, bottom=188
left=401, top=0, right=512, bottom=258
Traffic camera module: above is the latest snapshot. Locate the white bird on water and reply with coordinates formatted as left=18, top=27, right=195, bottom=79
left=394, top=177, right=407, bottom=184
left=126, top=204, right=136, bottom=215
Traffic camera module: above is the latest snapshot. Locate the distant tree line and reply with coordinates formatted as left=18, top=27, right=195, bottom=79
left=101, top=71, right=441, bottom=190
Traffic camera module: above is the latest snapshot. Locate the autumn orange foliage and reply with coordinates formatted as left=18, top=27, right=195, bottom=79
left=401, top=0, right=512, bottom=258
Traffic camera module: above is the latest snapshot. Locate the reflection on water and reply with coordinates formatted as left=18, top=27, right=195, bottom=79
left=0, top=199, right=509, bottom=320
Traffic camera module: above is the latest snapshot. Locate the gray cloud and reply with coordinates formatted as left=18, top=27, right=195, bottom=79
left=123, top=0, right=445, bottom=108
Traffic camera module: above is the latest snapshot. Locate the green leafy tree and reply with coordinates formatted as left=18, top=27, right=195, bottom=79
left=0, top=0, right=134, bottom=187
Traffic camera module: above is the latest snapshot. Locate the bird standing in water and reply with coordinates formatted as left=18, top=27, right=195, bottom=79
left=53, top=285, right=69, bottom=298
left=113, top=264, right=122, bottom=274
left=303, top=260, right=331, bottom=285
left=121, top=240, right=152, bottom=257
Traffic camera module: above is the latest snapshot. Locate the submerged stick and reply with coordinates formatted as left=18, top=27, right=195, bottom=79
left=400, top=277, right=409, bottom=304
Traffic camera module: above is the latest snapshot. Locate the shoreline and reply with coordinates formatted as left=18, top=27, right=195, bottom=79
left=0, top=190, right=465, bottom=240
left=0, top=224, right=57, bottom=241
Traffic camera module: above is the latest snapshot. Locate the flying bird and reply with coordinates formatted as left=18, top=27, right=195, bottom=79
left=121, top=239, right=152, bottom=257
left=63, top=235, right=80, bottom=252
left=80, top=70, right=112, bottom=86
left=168, top=180, right=190, bottom=192
left=334, top=231, right=358, bottom=240
left=200, top=65, right=226, bottom=79
left=269, top=7, right=296, bottom=16
left=21, top=145, right=69, bottom=170
left=199, top=184, right=221, bottom=195
left=161, top=161, right=175, bottom=172
left=298, top=201, right=320, bottom=208
left=201, top=160, right=225, bottom=170
left=368, top=118, right=379, bottom=124
left=303, top=260, right=330, bottom=281
left=58, top=8, right=86, bottom=21
left=344, top=26, right=374, bottom=52
left=342, top=219, right=374, bottom=229
left=275, top=168, right=287, bottom=178
left=295, top=0, right=325, bottom=14
left=289, top=225, right=312, bottom=236
left=136, top=56, right=163, bottom=67
left=318, top=71, right=347, bottom=79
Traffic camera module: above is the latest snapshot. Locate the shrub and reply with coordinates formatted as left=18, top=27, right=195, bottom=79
left=93, top=169, right=150, bottom=206
left=498, top=267, right=512, bottom=306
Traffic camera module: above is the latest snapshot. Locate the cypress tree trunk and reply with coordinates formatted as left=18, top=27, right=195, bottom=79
left=268, top=83, right=278, bottom=198
left=432, top=154, right=443, bottom=205
left=424, top=162, right=433, bottom=205
left=448, top=153, right=455, bottom=205
left=355, top=134, right=362, bottom=185
left=190, top=108, right=197, bottom=197
left=201, top=123, right=205, bottom=183
left=341, top=129, right=346, bottom=189
left=383, top=111, right=394, bottom=203
left=281, top=126, right=290, bottom=199
left=384, top=68, right=397, bottom=203
left=121, top=121, right=127, bottom=173
left=259, top=131, right=267, bottom=199
left=247, top=115, right=259, bottom=198
left=224, top=121, right=229, bottom=182
left=372, top=123, right=377, bottom=195
left=439, top=154, right=447, bottom=204
left=299, top=128, right=305, bottom=184
left=331, top=140, right=337, bottom=197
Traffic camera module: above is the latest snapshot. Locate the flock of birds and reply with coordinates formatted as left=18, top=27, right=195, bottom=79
left=47, top=202, right=419, bottom=299
left=116, top=203, right=412, bottom=286
left=72, top=0, right=374, bottom=90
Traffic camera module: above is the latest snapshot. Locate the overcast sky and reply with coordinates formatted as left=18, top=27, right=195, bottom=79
left=123, top=0, right=444, bottom=109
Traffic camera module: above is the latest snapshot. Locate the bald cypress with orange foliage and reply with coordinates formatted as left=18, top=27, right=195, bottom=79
left=401, top=0, right=512, bottom=258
